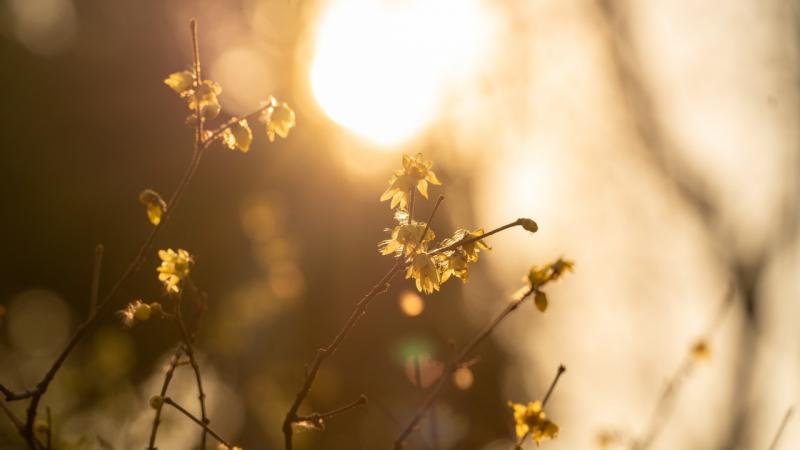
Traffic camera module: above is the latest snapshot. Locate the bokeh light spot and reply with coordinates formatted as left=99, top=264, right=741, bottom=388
left=453, top=366, right=474, bottom=390
left=398, top=290, right=425, bottom=317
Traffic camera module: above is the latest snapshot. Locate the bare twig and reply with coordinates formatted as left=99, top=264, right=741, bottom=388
left=175, top=294, right=209, bottom=449
left=394, top=287, right=536, bottom=449
left=282, top=260, right=405, bottom=449
left=631, top=287, right=735, bottom=450
left=427, top=218, right=535, bottom=256
left=295, top=395, right=368, bottom=425
left=766, top=406, right=794, bottom=450
left=147, top=346, right=184, bottom=450
left=514, top=365, right=567, bottom=448
left=163, top=397, right=233, bottom=448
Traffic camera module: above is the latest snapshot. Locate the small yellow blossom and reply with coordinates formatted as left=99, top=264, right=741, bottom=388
left=528, top=258, right=575, bottom=290
left=459, top=229, right=491, bottom=262
left=380, top=153, right=441, bottom=210
left=508, top=401, right=559, bottom=445
left=138, top=189, right=167, bottom=225
left=164, top=70, right=195, bottom=95
left=117, top=300, right=151, bottom=328
left=439, top=252, right=469, bottom=283
left=407, top=254, right=440, bottom=294
left=690, top=340, right=711, bottom=362
left=222, top=119, right=253, bottom=153
left=217, top=445, right=243, bottom=450
left=259, top=96, right=296, bottom=142
left=157, top=248, right=193, bottom=294
left=189, top=80, right=222, bottom=119
left=164, top=70, right=222, bottom=120
left=379, top=222, right=435, bottom=256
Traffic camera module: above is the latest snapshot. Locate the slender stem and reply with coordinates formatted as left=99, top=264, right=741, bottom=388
left=541, top=364, right=566, bottom=407
left=283, top=260, right=405, bottom=450
left=147, top=346, right=184, bottom=450
left=394, top=288, right=535, bottom=449
left=632, top=287, right=735, bottom=450
left=89, top=244, right=104, bottom=315
left=163, top=397, right=233, bottom=448
left=766, top=407, right=794, bottom=450
left=175, top=295, right=209, bottom=449
left=515, top=364, right=567, bottom=447
left=202, top=105, right=270, bottom=148
left=295, top=395, right=368, bottom=424
left=427, top=218, right=531, bottom=256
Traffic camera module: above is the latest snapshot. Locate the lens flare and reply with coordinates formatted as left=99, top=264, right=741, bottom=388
left=310, top=0, right=494, bottom=147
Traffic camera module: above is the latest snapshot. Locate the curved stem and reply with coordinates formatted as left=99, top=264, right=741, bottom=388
left=282, top=260, right=405, bottom=450
left=164, top=397, right=233, bottom=448
left=394, top=288, right=535, bottom=449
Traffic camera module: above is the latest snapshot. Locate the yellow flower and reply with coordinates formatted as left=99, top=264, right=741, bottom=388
left=138, top=189, right=167, bottom=225
left=217, top=445, right=243, bottom=450
left=259, top=96, right=296, bottom=142
left=222, top=119, right=253, bottom=153
left=459, top=229, right=491, bottom=262
left=165, top=71, right=222, bottom=120
left=380, top=153, right=441, bottom=210
left=508, top=401, right=559, bottom=445
left=164, top=70, right=195, bottom=95
left=440, top=252, right=469, bottom=283
left=157, top=248, right=193, bottom=293
left=406, top=254, right=440, bottom=295
left=528, top=258, right=575, bottom=290
left=379, top=222, right=435, bottom=256
left=189, top=80, right=222, bottom=120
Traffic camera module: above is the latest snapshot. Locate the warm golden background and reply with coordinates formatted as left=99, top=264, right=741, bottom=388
left=1, top=0, right=798, bottom=449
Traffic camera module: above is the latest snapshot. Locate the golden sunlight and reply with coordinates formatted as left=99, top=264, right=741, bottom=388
left=309, top=0, right=494, bottom=147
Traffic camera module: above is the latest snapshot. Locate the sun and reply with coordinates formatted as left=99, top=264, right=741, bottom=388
left=310, top=0, right=494, bottom=148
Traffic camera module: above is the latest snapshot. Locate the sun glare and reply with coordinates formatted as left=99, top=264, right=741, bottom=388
left=310, top=0, right=493, bottom=148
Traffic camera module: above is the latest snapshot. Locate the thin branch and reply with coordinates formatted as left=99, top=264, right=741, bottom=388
left=427, top=218, right=534, bottom=256
left=394, top=287, right=536, bottom=449
left=163, top=397, right=233, bottom=448
left=175, top=294, right=209, bottom=449
left=541, top=365, right=567, bottom=407
left=514, top=365, right=567, bottom=448
left=295, top=395, right=368, bottom=425
left=89, top=244, right=104, bottom=315
left=202, top=105, right=270, bottom=148
left=631, top=287, right=735, bottom=450
left=282, top=260, right=405, bottom=450
left=766, top=406, right=794, bottom=450
left=147, top=346, right=184, bottom=450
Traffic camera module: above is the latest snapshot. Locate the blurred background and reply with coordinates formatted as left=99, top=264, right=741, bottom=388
left=0, top=0, right=798, bottom=449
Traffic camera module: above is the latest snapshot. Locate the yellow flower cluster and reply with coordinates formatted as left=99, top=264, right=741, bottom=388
left=508, top=401, right=559, bottom=446
left=378, top=154, right=491, bottom=294
left=164, top=72, right=295, bottom=152
left=157, top=248, right=193, bottom=294
left=165, top=70, right=222, bottom=121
